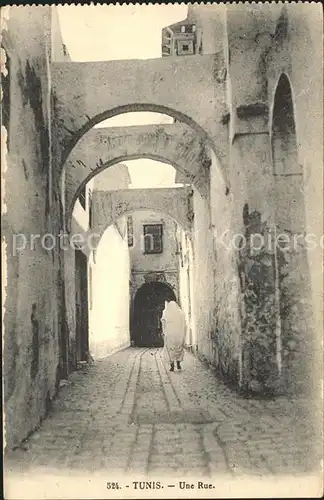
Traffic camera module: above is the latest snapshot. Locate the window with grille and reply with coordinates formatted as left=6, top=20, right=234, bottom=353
left=143, top=224, right=163, bottom=254
left=176, top=39, right=194, bottom=56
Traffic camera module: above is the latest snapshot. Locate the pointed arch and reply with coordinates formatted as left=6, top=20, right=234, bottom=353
left=271, top=73, right=303, bottom=229
left=271, top=72, right=312, bottom=394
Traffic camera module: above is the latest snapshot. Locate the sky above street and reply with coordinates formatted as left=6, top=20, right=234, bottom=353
left=57, top=4, right=187, bottom=62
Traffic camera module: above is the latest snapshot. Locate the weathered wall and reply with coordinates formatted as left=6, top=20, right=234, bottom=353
left=89, top=222, right=130, bottom=359
left=187, top=4, right=226, bottom=55
left=177, top=228, right=195, bottom=346
left=227, top=5, right=285, bottom=394
left=2, top=6, right=64, bottom=449
left=209, top=151, right=243, bottom=386
left=190, top=188, right=215, bottom=360
left=266, top=4, right=323, bottom=395
left=226, top=3, right=323, bottom=395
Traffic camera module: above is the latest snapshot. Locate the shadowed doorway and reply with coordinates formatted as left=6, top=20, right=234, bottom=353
left=75, top=249, right=89, bottom=362
left=132, top=282, right=176, bottom=347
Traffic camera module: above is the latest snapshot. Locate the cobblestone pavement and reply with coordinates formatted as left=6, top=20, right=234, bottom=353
left=5, top=348, right=321, bottom=479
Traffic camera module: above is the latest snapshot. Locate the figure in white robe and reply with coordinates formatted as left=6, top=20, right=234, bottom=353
left=161, top=300, right=186, bottom=371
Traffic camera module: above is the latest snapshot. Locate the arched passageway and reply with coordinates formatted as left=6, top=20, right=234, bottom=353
left=58, top=76, right=227, bottom=397
left=61, top=110, right=219, bottom=365
left=62, top=119, right=212, bottom=228
left=67, top=155, right=196, bottom=363
left=132, top=282, right=176, bottom=347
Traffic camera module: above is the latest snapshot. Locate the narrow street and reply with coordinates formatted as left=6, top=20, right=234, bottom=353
left=3, top=5, right=323, bottom=499
left=5, top=348, right=318, bottom=478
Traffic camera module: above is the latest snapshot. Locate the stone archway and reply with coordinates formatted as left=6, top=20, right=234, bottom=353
left=90, top=187, right=193, bottom=252
left=51, top=59, right=228, bottom=176
left=132, top=281, right=176, bottom=347
left=55, top=72, right=228, bottom=386
left=63, top=122, right=211, bottom=228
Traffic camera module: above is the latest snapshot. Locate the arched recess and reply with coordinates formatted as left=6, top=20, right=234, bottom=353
left=271, top=73, right=312, bottom=394
left=63, top=121, right=212, bottom=228
left=272, top=74, right=302, bottom=202
left=271, top=73, right=304, bottom=240
left=132, top=281, right=177, bottom=347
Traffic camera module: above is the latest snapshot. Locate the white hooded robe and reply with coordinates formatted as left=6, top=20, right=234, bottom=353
left=161, top=301, right=186, bottom=362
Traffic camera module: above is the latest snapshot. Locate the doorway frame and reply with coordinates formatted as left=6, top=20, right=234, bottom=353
left=131, top=280, right=177, bottom=347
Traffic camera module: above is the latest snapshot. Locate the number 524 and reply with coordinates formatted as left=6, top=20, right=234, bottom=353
left=106, top=482, right=120, bottom=490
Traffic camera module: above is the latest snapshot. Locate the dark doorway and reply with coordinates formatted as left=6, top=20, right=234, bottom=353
left=75, top=249, right=89, bottom=362
left=132, top=282, right=176, bottom=347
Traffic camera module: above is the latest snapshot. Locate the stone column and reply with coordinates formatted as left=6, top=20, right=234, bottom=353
left=227, top=6, right=282, bottom=394
left=231, top=122, right=280, bottom=395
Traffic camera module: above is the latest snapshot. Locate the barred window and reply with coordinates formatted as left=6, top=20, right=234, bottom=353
left=143, top=224, right=163, bottom=254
